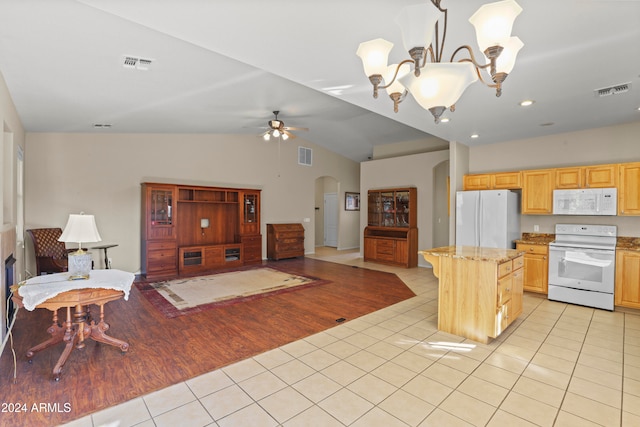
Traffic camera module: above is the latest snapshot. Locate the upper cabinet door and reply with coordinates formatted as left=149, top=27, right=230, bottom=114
left=585, top=164, right=618, bottom=188
left=522, top=169, right=555, bottom=214
left=619, top=163, right=640, bottom=215
left=555, top=167, right=583, bottom=189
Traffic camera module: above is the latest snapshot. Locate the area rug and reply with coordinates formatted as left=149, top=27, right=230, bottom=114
left=137, top=266, right=329, bottom=318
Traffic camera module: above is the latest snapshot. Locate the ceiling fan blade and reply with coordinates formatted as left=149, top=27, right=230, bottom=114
left=284, top=126, right=309, bottom=131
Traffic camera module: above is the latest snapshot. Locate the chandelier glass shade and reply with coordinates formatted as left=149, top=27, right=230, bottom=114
left=356, top=0, right=523, bottom=123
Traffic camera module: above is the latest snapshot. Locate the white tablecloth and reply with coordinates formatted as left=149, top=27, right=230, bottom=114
left=18, top=269, right=134, bottom=311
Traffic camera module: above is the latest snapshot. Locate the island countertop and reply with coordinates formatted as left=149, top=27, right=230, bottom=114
left=419, top=246, right=524, bottom=264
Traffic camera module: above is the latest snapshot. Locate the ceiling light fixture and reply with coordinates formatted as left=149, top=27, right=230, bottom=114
left=519, top=99, right=534, bottom=107
left=356, top=0, right=523, bottom=124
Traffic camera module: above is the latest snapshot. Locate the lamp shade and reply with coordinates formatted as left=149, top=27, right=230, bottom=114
left=400, top=62, right=478, bottom=110
left=395, top=3, right=440, bottom=53
left=384, top=63, right=411, bottom=95
left=356, top=38, right=393, bottom=77
left=59, top=213, right=102, bottom=247
left=492, top=36, right=523, bottom=74
left=469, top=0, right=522, bottom=52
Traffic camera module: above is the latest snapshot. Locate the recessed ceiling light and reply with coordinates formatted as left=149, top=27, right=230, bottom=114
left=470, top=133, right=479, bottom=139
left=539, top=122, right=554, bottom=127
left=440, top=117, right=450, bottom=123
left=93, top=123, right=112, bottom=128
left=519, top=100, right=535, bottom=107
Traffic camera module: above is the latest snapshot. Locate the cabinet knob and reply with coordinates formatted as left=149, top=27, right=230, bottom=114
left=543, top=257, right=547, bottom=260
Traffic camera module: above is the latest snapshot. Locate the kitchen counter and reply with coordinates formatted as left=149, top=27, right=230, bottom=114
left=617, top=237, right=640, bottom=252
left=515, top=232, right=555, bottom=246
left=419, top=246, right=524, bottom=343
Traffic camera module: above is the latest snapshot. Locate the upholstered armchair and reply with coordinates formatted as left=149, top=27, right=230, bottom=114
left=27, top=228, right=71, bottom=275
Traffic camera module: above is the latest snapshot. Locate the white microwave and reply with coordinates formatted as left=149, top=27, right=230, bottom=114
left=552, top=188, right=617, bottom=216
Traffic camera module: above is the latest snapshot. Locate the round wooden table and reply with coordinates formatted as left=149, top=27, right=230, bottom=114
left=12, top=271, right=133, bottom=381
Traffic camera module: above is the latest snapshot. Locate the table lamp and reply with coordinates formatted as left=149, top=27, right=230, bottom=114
left=59, top=213, right=102, bottom=280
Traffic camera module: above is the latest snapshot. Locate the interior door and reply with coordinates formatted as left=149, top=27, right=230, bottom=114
left=324, top=193, right=338, bottom=247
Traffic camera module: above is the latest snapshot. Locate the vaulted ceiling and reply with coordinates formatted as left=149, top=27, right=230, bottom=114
left=0, top=0, right=639, bottom=162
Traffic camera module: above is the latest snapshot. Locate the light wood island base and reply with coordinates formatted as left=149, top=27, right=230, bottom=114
left=420, top=246, right=524, bottom=344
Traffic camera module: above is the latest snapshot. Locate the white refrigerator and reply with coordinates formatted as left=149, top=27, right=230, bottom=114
left=455, top=190, right=520, bottom=249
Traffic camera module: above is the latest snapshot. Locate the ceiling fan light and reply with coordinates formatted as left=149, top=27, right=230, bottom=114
left=263, top=133, right=270, bottom=141
left=469, top=0, right=522, bottom=52
left=400, top=62, right=478, bottom=110
left=394, top=3, right=441, bottom=53
left=356, top=38, right=394, bottom=78
left=281, top=133, right=289, bottom=141
left=273, top=129, right=281, bottom=138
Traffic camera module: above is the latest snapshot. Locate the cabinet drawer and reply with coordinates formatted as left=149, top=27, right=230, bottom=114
left=513, top=255, right=524, bottom=270
left=148, top=241, right=176, bottom=251
left=498, top=261, right=513, bottom=278
left=497, top=276, right=512, bottom=306
left=517, top=243, right=547, bottom=255
left=148, top=248, right=176, bottom=261
left=276, top=231, right=304, bottom=239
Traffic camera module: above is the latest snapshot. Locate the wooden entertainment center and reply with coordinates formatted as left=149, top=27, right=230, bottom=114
left=141, top=182, right=262, bottom=279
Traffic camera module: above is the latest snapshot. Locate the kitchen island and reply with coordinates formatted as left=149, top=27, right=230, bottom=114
left=419, top=246, right=524, bottom=344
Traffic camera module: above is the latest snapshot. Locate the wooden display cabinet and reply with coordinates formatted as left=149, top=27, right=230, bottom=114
left=141, top=183, right=178, bottom=279
left=141, top=183, right=261, bottom=279
left=364, top=187, right=418, bottom=268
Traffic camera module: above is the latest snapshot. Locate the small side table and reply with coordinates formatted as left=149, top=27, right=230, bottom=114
left=91, top=244, right=118, bottom=269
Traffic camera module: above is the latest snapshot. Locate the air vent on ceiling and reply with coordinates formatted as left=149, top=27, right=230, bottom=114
left=595, top=82, right=631, bottom=97
left=122, top=55, right=153, bottom=71
left=298, top=147, right=312, bottom=166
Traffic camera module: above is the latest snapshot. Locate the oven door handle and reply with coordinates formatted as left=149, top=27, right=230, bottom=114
left=549, top=246, right=615, bottom=256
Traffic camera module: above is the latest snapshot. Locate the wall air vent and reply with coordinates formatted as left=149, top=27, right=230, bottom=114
left=595, top=82, right=631, bottom=97
left=122, top=55, right=153, bottom=71
left=298, top=147, right=312, bottom=166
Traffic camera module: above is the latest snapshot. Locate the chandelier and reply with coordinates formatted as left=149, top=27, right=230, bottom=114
left=356, top=0, right=523, bottom=124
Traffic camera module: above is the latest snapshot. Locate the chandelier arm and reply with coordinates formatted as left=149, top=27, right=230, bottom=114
left=377, top=59, right=415, bottom=90
left=431, top=0, right=447, bottom=63
left=449, top=45, right=490, bottom=70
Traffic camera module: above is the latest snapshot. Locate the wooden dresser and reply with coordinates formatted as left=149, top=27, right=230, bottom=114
left=267, top=223, right=305, bottom=260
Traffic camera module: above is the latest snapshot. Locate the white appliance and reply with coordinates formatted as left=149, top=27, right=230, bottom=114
left=553, top=188, right=617, bottom=215
left=455, top=190, right=520, bottom=249
left=548, top=224, right=617, bottom=311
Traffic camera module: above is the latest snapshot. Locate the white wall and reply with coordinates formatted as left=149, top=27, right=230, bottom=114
left=360, top=149, right=450, bottom=267
left=467, top=121, right=640, bottom=237
left=0, top=71, right=25, bottom=343
left=24, top=133, right=360, bottom=274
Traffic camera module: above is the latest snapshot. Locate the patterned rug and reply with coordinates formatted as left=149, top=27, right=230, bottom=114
left=136, top=266, right=329, bottom=318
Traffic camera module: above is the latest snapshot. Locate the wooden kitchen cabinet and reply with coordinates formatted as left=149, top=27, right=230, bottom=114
left=555, top=167, right=583, bottom=189
left=463, top=174, right=492, bottom=190
left=615, top=250, right=640, bottom=308
left=585, top=164, right=618, bottom=188
left=420, top=248, right=523, bottom=343
left=463, top=172, right=521, bottom=190
left=619, top=162, right=640, bottom=215
left=516, top=243, right=548, bottom=294
left=554, top=164, right=617, bottom=189
left=521, top=169, right=555, bottom=214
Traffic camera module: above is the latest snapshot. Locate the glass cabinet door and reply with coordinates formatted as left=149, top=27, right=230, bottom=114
left=368, top=191, right=382, bottom=226
left=244, top=193, right=257, bottom=223
left=150, top=189, right=173, bottom=226
left=381, top=191, right=395, bottom=227
left=395, top=190, right=410, bottom=227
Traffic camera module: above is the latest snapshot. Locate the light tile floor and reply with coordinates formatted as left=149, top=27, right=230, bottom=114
left=63, top=248, right=640, bottom=427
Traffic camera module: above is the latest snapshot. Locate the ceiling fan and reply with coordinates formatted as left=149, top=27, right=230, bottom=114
left=259, top=110, right=309, bottom=141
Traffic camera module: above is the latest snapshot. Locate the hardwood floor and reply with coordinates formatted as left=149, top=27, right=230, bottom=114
left=0, top=257, right=415, bottom=427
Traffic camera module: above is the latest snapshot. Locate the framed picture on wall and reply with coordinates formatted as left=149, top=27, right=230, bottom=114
left=345, top=192, right=360, bottom=211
